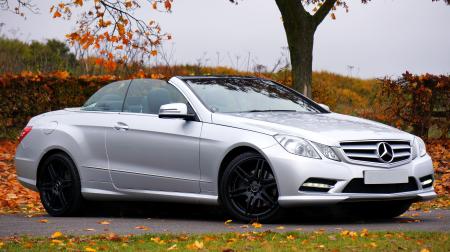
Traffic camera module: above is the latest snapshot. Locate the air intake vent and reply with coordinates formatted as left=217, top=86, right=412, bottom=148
left=343, top=177, right=418, bottom=194
left=340, top=140, right=411, bottom=165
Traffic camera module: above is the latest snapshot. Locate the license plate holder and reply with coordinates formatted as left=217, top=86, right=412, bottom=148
left=364, top=170, right=409, bottom=184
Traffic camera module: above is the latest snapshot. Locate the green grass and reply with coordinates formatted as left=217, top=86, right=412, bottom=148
left=1, top=231, right=448, bottom=252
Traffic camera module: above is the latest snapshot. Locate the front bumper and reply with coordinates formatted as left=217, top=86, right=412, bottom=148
left=262, top=144, right=437, bottom=208
left=278, top=189, right=436, bottom=207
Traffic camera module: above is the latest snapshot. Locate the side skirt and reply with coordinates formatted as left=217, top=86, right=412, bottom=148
left=81, top=185, right=219, bottom=206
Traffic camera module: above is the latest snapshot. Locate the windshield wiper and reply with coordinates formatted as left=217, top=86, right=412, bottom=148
left=244, top=109, right=298, bottom=113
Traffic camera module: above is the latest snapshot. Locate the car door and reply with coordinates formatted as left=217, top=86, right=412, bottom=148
left=106, top=79, right=202, bottom=193
left=76, top=80, right=131, bottom=182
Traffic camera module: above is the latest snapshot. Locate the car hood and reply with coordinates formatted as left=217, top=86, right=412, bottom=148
left=211, top=112, right=413, bottom=146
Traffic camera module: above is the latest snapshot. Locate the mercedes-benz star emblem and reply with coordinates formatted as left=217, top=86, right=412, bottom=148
left=377, top=142, right=394, bottom=163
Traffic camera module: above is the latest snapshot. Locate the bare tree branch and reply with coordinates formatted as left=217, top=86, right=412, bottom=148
left=312, top=0, right=337, bottom=27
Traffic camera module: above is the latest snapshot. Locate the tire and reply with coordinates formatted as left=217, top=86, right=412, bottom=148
left=344, top=200, right=412, bottom=220
left=37, top=152, right=83, bottom=217
left=219, top=152, right=281, bottom=223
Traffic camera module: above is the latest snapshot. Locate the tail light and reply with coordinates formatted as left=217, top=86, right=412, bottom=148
left=18, top=126, right=32, bottom=143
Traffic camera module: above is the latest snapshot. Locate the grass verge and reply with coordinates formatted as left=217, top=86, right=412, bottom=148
left=0, top=231, right=449, bottom=252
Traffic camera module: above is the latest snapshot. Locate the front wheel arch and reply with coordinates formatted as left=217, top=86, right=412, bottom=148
left=218, top=146, right=268, bottom=196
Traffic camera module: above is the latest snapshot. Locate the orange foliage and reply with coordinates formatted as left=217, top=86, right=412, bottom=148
left=0, top=140, right=43, bottom=214
left=362, top=72, right=449, bottom=139
left=50, top=0, right=172, bottom=66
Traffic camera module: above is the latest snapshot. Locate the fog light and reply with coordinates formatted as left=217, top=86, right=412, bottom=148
left=421, top=179, right=432, bottom=186
left=419, top=175, right=433, bottom=188
left=302, top=182, right=334, bottom=189
left=299, top=178, right=337, bottom=192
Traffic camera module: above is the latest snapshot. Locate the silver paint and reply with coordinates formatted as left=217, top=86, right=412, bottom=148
left=15, top=76, right=436, bottom=207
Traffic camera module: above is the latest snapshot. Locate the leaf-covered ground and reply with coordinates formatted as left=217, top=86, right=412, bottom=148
left=0, top=230, right=449, bottom=252
left=0, top=140, right=448, bottom=215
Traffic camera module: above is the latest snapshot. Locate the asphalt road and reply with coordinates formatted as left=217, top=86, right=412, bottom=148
left=0, top=203, right=448, bottom=237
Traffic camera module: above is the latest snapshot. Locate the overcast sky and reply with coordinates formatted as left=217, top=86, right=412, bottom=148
left=1, top=0, right=449, bottom=78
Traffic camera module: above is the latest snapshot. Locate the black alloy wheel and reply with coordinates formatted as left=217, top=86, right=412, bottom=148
left=220, top=152, right=281, bottom=222
left=38, top=153, right=83, bottom=216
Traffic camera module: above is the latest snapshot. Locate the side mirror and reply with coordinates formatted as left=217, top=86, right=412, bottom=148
left=159, top=103, right=196, bottom=120
left=318, top=103, right=331, bottom=112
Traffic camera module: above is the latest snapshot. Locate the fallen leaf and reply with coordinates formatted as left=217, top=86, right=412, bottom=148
left=98, top=220, right=110, bottom=225
left=360, top=228, right=369, bottom=237
left=252, top=222, right=262, bottom=228
left=193, top=240, right=204, bottom=249
left=107, top=233, right=121, bottom=241
left=151, top=237, right=165, bottom=245
left=85, top=247, right=97, bottom=252
left=224, top=219, right=232, bottom=225
left=39, top=219, right=49, bottom=223
left=167, top=244, right=177, bottom=250
left=135, top=225, right=150, bottom=231
left=276, top=226, right=285, bottom=230
left=51, top=231, right=63, bottom=239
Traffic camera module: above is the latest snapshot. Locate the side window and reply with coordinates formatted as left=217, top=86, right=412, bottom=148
left=82, top=80, right=130, bottom=112
left=123, top=79, right=188, bottom=114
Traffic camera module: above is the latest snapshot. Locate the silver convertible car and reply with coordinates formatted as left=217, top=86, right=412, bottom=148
left=15, top=76, right=436, bottom=222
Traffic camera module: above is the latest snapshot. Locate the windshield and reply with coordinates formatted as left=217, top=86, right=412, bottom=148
left=185, top=78, right=323, bottom=113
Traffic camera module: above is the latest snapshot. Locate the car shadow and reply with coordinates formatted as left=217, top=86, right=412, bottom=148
left=78, top=201, right=409, bottom=225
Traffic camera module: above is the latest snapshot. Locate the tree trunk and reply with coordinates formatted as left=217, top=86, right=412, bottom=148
left=275, top=0, right=316, bottom=98
left=287, top=24, right=315, bottom=98
left=275, top=0, right=336, bottom=98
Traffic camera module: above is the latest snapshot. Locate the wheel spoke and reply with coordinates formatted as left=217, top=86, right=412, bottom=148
left=261, top=178, right=276, bottom=188
left=230, top=187, right=248, bottom=198
left=40, top=182, right=54, bottom=191
left=47, top=164, right=58, bottom=180
left=254, top=159, right=265, bottom=180
left=234, top=166, right=251, bottom=183
left=261, top=191, right=276, bottom=205
left=245, top=195, right=255, bottom=214
left=58, top=192, right=68, bottom=207
left=60, top=180, right=73, bottom=189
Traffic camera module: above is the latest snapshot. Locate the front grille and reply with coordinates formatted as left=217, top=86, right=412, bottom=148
left=340, top=140, right=411, bottom=165
left=342, top=177, right=418, bottom=194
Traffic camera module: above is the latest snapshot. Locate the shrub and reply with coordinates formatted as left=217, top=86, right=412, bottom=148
left=363, top=72, right=449, bottom=139
left=0, top=71, right=118, bottom=137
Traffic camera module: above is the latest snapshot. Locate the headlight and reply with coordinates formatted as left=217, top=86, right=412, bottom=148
left=413, top=137, right=427, bottom=158
left=313, top=142, right=341, bottom=161
left=274, top=135, right=320, bottom=159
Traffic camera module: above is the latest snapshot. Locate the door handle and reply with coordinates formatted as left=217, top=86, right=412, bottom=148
left=114, top=122, right=129, bottom=131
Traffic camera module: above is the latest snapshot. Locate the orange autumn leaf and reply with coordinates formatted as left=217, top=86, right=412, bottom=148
left=164, top=0, right=172, bottom=10
left=53, top=11, right=62, bottom=18
left=51, top=231, right=63, bottom=239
